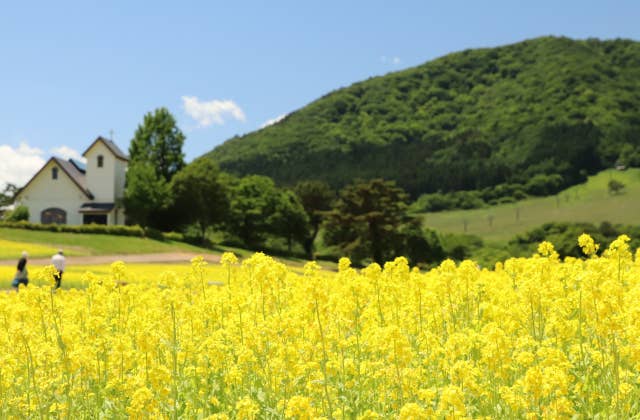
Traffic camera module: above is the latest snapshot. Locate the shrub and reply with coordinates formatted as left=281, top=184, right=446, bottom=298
left=0, top=220, right=146, bottom=237
left=5, top=205, right=29, bottom=222
left=162, top=231, right=185, bottom=242
left=525, top=173, right=564, bottom=196
left=441, top=233, right=483, bottom=261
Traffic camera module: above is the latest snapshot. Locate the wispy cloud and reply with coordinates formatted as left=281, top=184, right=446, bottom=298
left=51, top=145, right=86, bottom=162
left=260, top=113, right=287, bottom=129
left=380, top=55, right=402, bottom=65
left=0, top=142, right=46, bottom=188
left=181, top=96, right=246, bottom=127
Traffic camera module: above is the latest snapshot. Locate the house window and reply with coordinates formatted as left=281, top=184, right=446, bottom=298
left=41, top=208, right=66, bottom=224
left=52, top=167, right=58, bottom=180
left=97, top=155, right=104, bottom=168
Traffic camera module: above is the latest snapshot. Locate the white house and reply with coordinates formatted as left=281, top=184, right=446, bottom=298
left=15, top=137, right=128, bottom=225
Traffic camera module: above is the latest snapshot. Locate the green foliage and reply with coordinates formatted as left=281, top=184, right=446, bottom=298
left=410, top=182, right=530, bottom=212
left=129, top=107, right=186, bottom=182
left=125, top=108, right=186, bottom=229
left=410, top=190, right=486, bottom=212
left=510, top=221, right=640, bottom=258
left=396, top=222, right=446, bottom=267
left=608, top=179, right=626, bottom=194
left=440, top=233, right=484, bottom=261
left=4, top=205, right=29, bottom=222
left=524, top=174, right=564, bottom=196
left=171, top=159, right=229, bottom=239
left=324, top=179, right=417, bottom=265
left=0, top=183, right=18, bottom=207
left=225, top=175, right=274, bottom=247
left=294, top=180, right=335, bottom=258
left=123, top=162, right=172, bottom=227
left=267, top=189, right=309, bottom=253
left=206, top=37, right=640, bottom=197
left=0, top=220, right=146, bottom=237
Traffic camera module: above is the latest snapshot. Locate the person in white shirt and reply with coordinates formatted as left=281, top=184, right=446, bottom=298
left=51, top=250, right=65, bottom=289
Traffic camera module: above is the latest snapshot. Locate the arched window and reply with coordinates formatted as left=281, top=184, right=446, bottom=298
left=41, top=208, right=67, bottom=224
left=52, top=167, right=58, bottom=179
left=97, top=155, right=104, bottom=168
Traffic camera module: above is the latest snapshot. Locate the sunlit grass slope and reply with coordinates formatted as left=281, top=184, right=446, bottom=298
left=0, top=227, right=210, bottom=256
left=421, top=169, right=640, bottom=242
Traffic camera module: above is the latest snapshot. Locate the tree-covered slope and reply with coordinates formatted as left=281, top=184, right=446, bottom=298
left=205, top=36, right=640, bottom=197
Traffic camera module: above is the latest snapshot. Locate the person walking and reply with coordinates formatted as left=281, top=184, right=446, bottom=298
left=51, top=249, right=65, bottom=289
left=11, top=251, right=29, bottom=290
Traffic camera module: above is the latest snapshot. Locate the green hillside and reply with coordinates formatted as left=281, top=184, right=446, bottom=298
left=205, top=36, right=640, bottom=197
left=0, top=228, right=208, bottom=257
left=420, top=168, right=640, bottom=242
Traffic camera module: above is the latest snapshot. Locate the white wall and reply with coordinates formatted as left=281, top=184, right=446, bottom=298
left=17, top=160, right=87, bottom=225
left=114, top=158, right=127, bottom=200
left=84, top=142, right=116, bottom=202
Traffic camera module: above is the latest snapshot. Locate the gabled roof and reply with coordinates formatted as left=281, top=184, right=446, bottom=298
left=16, top=157, right=94, bottom=200
left=82, top=136, right=129, bottom=161
left=69, top=158, right=86, bottom=173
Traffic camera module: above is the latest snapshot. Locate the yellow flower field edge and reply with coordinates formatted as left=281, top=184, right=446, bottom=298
left=1, top=234, right=639, bottom=418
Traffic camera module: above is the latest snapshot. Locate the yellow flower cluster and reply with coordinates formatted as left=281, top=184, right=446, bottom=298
left=1, top=234, right=639, bottom=418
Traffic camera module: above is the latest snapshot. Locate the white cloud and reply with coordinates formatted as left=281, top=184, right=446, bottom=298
left=380, top=55, right=402, bottom=65
left=50, top=145, right=86, bottom=163
left=0, top=143, right=86, bottom=189
left=181, top=96, right=246, bottom=127
left=0, top=142, right=46, bottom=188
left=260, top=113, right=287, bottom=128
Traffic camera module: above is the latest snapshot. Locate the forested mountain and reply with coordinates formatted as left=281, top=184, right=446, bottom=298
left=205, top=36, right=640, bottom=197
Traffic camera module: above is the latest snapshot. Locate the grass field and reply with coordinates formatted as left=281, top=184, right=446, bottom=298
left=0, top=227, right=210, bottom=257
left=421, top=169, right=640, bottom=242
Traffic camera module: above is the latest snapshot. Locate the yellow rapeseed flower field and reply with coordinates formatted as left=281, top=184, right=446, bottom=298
left=0, top=235, right=639, bottom=418
left=0, top=239, right=68, bottom=259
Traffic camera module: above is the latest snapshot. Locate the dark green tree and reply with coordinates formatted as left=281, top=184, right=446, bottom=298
left=225, top=175, right=280, bottom=248
left=129, top=107, right=186, bottom=182
left=268, top=189, right=309, bottom=253
left=608, top=179, right=626, bottom=195
left=0, top=183, right=18, bottom=207
left=294, top=180, right=334, bottom=258
left=170, top=159, right=229, bottom=240
left=123, top=162, right=171, bottom=227
left=126, top=108, right=186, bottom=228
left=324, top=179, right=414, bottom=265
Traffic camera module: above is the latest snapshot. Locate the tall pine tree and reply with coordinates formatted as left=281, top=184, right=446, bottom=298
left=125, top=108, right=186, bottom=228
left=129, top=107, right=185, bottom=182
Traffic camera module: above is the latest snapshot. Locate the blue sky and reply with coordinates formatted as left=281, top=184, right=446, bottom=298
left=1, top=0, right=639, bottom=187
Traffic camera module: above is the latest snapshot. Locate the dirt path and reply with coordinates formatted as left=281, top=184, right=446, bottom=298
left=0, top=252, right=221, bottom=266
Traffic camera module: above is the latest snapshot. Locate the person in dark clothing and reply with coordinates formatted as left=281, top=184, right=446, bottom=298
left=11, top=251, right=29, bottom=290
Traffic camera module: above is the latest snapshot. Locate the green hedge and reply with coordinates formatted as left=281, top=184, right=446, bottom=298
left=0, top=221, right=193, bottom=245
left=0, top=221, right=145, bottom=237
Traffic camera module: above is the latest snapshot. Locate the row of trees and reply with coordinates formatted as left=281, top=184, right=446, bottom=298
left=124, top=108, right=443, bottom=265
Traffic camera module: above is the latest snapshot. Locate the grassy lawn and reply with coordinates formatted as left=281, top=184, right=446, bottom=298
left=420, top=169, right=640, bottom=242
left=0, top=228, right=211, bottom=257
